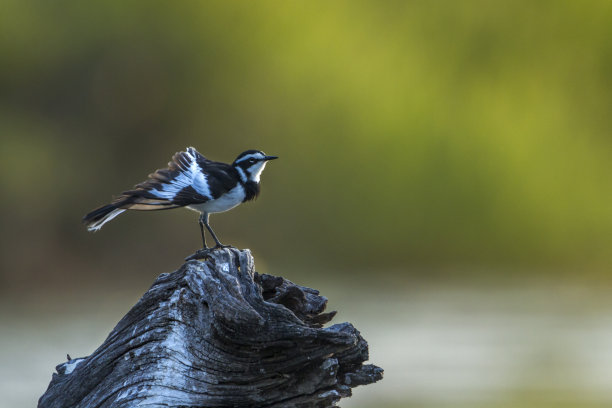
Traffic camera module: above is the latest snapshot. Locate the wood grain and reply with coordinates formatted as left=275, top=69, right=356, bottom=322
left=38, top=248, right=383, bottom=407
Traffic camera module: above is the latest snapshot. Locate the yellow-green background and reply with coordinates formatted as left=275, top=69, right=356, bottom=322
left=1, top=2, right=612, bottom=407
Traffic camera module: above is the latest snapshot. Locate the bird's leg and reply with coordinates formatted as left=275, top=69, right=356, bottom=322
left=203, top=214, right=231, bottom=249
left=186, top=213, right=232, bottom=260
left=186, top=213, right=212, bottom=261
left=198, top=213, right=208, bottom=249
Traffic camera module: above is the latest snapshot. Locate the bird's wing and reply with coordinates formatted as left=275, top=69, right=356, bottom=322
left=176, top=147, right=241, bottom=200
left=115, top=147, right=213, bottom=208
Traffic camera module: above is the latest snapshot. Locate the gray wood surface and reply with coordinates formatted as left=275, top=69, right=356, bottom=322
left=38, top=248, right=383, bottom=407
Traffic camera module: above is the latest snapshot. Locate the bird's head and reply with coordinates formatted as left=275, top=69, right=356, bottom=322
left=233, top=150, right=278, bottom=183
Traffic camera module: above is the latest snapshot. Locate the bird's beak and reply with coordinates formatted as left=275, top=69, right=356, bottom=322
left=264, top=155, right=279, bottom=161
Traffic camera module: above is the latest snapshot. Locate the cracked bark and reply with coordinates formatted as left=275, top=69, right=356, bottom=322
left=38, top=248, right=383, bottom=408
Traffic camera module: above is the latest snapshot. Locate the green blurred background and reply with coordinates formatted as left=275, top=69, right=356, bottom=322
left=2, top=1, right=612, bottom=407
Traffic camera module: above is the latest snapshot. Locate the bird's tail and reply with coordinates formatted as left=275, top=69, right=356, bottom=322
left=83, top=204, right=126, bottom=232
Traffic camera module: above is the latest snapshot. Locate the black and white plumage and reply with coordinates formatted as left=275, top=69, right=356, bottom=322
left=83, top=147, right=278, bottom=249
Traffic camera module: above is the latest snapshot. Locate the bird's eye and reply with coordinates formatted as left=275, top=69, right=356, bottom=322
left=249, top=158, right=256, bottom=163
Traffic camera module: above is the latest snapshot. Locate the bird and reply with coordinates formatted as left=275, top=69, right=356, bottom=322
left=83, top=147, right=278, bottom=251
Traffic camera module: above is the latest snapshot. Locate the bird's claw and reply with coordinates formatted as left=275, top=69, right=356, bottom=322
left=185, top=248, right=213, bottom=261
left=185, top=245, right=236, bottom=261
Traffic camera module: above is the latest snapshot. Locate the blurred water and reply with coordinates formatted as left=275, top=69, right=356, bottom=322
left=338, top=285, right=612, bottom=408
left=3, top=283, right=612, bottom=408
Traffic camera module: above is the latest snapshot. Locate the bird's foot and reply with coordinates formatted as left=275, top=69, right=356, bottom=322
left=212, top=244, right=234, bottom=250
left=185, top=247, right=213, bottom=261
left=185, top=245, right=236, bottom=261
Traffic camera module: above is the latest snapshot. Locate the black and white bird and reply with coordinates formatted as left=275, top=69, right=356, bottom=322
left=83, top=147, right=278, bottom=250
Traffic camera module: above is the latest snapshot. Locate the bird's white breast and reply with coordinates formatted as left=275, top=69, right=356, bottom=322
left=187, top=184, right=246, bottom=214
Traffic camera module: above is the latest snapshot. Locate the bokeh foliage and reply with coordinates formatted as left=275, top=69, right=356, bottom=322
left=1, top=1, right=612, bottom=288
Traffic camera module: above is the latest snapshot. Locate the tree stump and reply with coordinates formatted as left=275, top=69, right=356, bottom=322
left=38, top=248, right=383, bottom=407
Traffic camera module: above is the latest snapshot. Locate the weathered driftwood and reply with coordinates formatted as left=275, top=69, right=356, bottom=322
left=39, top=248, right=383, bottom=408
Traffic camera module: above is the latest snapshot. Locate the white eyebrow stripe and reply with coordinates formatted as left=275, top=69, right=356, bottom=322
left=235, top=152, right=265, bottom=163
